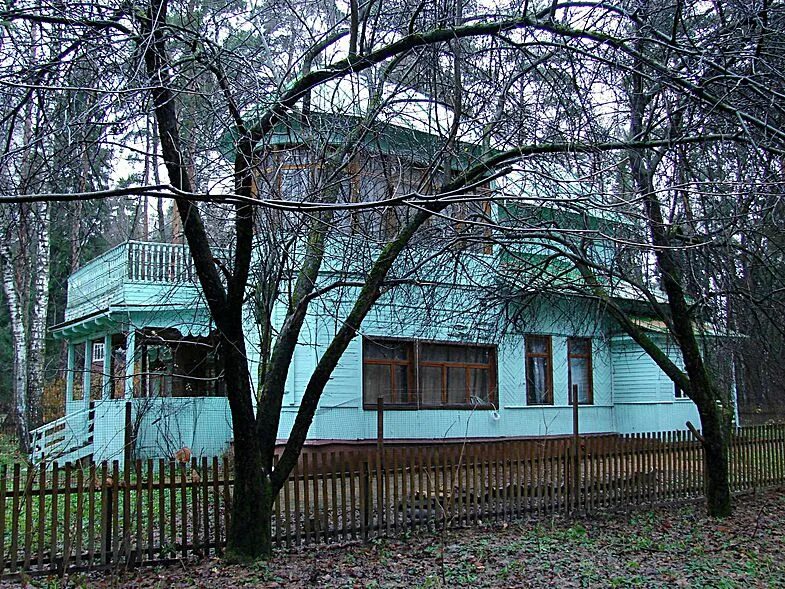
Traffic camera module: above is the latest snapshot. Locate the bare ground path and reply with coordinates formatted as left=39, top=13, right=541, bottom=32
left=9, top=490, right=785, bottom=588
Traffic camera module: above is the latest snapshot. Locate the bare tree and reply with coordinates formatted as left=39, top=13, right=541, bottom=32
left=3, top=0, right=785, bottom=557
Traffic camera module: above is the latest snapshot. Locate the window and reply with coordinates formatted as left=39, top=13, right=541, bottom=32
left=525, top=335, right=553, bottom=405
left=90, top=339, right=105, bottom=400
left=419, top=342, right=495, bottom=407
left=72, top=342, right=85, bottom=401
left=362, top=338, right=496, bottom=409
left=362, top=339, right=414, bottom=406
left=92, top=342, right=105, bottom=363
left=567, top=337, right=593, bottom=405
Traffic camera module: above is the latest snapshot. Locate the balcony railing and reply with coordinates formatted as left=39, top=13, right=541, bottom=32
left=65, top=241, right=231, bottom=319
left=127, top=241, right=197, bottom=283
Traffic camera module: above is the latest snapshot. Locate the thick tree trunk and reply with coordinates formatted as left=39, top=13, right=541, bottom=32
left=222, top=335, right=273, bottom=559
left=696, top=400, right=732, bottom=517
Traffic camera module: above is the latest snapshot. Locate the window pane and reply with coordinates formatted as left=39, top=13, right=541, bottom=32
left=393, top=365, right=410, bottom=403
left=526, top=336, right=549, bottom=355
left=421, top=344, right=456, bottom=363
left=363, top=364, right=392, bottom=404
left=421, top=343, right=490, bottom=364
left=364, top=339, right=410, bottom=361
left=420, top=366, right=443, bottom=406
left=569, top=338, right=591, bottom=356
left=90, top=339, right=104, bottom=400
left=526, top=356, right=550, bottom=404
left=468, top=369, right=490, bottom=403
left=447, top=367, right=466, bottom=404
left=72, top=343, right=85, bottom=401
left=569, top=357, right=591, bottom=403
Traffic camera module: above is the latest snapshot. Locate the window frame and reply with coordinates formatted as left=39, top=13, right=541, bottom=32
left=567, top=337, right=594, bottom=405
left=525, top=334, right=553, bottom=406
left=362, top=337, right=498, bottom=410
left=361, top=338, right=416, bottom=407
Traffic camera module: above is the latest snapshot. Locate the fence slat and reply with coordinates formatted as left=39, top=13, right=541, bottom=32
left=212, top=457, right=221, bottom=555
left=63, top=464, right=72, bottom=572
left=191, top=458, right=201, bottom=556
left=0, top=466, right=6, bottom=574
left=33, top=462, right=43, bottom=570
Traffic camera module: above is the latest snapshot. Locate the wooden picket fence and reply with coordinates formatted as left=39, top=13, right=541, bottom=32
left=2, top=424, right=785, bottom=577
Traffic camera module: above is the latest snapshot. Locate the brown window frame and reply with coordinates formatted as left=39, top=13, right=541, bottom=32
left=567, top=337, right=593, bottom=405
left=361, top=338, right=416, bottom=407
left=362, top=338, right=497, bottom=410
left=525, top=335, right=553, bottom=405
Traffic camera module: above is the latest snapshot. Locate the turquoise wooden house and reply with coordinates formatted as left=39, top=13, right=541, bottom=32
left=30, top=79, right=703, bottom=466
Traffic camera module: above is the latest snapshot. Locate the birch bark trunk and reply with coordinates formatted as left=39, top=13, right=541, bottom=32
left=27, top=201, right=50, bottom=428
left=0, top=242, right=30, bottom=452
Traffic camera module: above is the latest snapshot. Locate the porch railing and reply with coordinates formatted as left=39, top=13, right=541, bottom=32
left=29, top=403, right=95, bottom=465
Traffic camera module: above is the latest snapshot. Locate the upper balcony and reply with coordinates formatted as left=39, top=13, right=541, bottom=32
left=64, top=241, right=211, bottom=322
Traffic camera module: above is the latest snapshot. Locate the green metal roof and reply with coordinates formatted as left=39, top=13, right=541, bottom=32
left=220, top=111, right=491, bottom=169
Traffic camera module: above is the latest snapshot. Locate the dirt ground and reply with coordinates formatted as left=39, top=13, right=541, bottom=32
left=11, top=490, right=785, bottom=588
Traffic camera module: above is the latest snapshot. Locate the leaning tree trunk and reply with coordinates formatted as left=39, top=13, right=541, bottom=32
left=0, top=242, right=30, bottom=452
left=27, top=201, right=50, bottom=428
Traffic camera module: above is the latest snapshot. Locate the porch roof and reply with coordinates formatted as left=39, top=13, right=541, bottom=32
left=50, top=304, right=215, bottom=341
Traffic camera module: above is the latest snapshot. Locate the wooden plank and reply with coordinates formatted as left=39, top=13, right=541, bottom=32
left=375, top=449, right=384, bottom=537
left=348, top=452, right=357, bottom=540
left=63, top=463, right=73, bottom=571
left=384, top=448, right=398, bottom=535
left=9, top=464, right=19, bottom=574
left=87, top=463, right=96, bottom=567
left=100, top=463, right=109, bottom=566
left=400, top=448, right=409, bottom=533
left=413, top=448, right=422, bottom=529
left=169, top=461, right=177, bottom=559
left=50, top=462, right=60, bottom=571
left=331, top=451, right=339, bottom=541
left=549, top=441, right=557, bottom=515
left=302, top=453, right=312, bottom=544
left=359, top=458, right=368, bottom=542
left=321, top=452, right=330, bottom=543
left=111, top=461, right=119, bottom=562
left=292, top=459, right=302, bottom=546
left=212, top=457, right=221, bottom=555
left=191, top=458, right=201, bottom=556
left=222, top=456, right=231, bottom=552
left=147, top=460, right=154, bottom=562
left=338, top=451, right=347, bottom=542
left=179, top=463, right=188, bottom=559
left=33, top=462, right=44, bottom=570
left=201, top=457, right=209, bottom=556
left=158, top=459, right=166, bottom=559
left=474, top=444, right=482, bottom=523
left=0, top=465, right=6, bottom=574
left=134, top=460, right=142, bottom=565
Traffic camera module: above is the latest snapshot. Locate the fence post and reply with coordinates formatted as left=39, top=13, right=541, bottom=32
left=105, top=478, right=114, bottom=559
left=361, top=461, right=370, bottom=543
left=572, top=384, right=580, bottom=513
left=376, top=396, right=384, bottom=536
left=124, top=401, right=133, bottom=469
